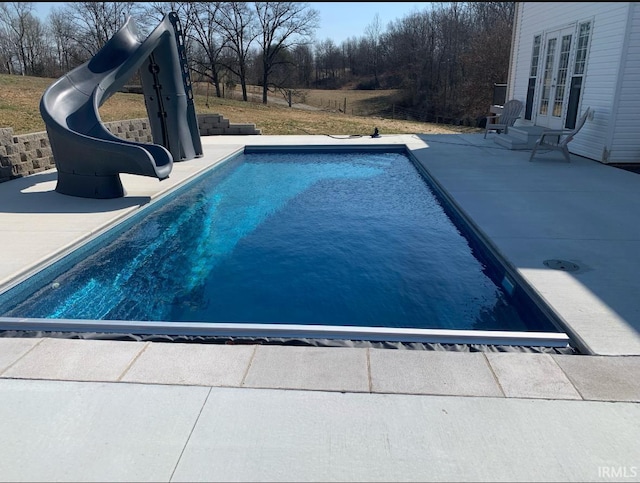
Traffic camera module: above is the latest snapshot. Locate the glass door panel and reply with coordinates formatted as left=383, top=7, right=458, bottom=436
left=536, top=26, right=574, bottom=129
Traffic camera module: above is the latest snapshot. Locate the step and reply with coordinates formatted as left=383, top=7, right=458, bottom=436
left=197, top=114, right=261, bottom=135
left=509, top=125, right=546, bottom=142
left=493, top=135, right=531, bottom=150
left=230, top=123, right=261, bottom=134
left=492, top=126, right=545, bottom=150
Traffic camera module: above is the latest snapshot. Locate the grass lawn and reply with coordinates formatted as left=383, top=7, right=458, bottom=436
left=0, top=74, right=481, bottom=136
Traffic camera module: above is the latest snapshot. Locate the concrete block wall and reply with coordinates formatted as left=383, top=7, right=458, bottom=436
left=0, top=128, right=54, bottom=182
left=104, top=118, right=154, bottom=143
left=0, top=114, right=260, bottom=184
left=197, top=113, right=261, bottom=136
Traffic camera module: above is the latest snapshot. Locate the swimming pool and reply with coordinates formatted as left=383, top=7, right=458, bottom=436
left=0, top=146, right=570, bottom=347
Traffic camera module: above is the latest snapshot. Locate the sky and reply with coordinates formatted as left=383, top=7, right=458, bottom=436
left=32, top=2, right=429, bottom=45
left=308, top=2, right=428, bottom=44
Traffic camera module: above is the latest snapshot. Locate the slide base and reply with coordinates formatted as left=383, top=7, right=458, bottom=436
left=55, top=172, right=126, bottom=199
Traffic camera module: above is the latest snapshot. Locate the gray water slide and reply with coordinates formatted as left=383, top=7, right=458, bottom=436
left=40, top=12, right=203, bottom=199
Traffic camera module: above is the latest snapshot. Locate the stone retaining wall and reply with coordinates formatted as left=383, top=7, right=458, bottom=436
left=0, top=114, right=260, bottom=184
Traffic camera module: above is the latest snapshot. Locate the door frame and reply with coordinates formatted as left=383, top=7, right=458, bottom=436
left=534, top=25, right=576, bottom=129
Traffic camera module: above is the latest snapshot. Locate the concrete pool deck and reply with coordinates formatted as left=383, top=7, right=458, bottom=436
left=0, top=133, right=639, bottom=481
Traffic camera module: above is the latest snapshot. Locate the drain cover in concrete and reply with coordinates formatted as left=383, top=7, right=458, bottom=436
left=543, top=259, right=580, bottom=272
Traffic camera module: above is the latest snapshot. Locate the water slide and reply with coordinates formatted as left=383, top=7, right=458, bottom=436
left=40, top=12, right=202, bottom=199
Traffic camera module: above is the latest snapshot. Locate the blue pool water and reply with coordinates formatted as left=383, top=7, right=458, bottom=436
left=0, top=149, right=558, bottom=332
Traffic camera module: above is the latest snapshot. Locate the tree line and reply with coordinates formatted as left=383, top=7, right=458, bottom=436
left=0, top=1, right=514, bottom=124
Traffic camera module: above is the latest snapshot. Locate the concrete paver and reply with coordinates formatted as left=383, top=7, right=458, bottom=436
left=0, top=337, right=41, bottom=372
left=121, top=341, right=256, bottom=387
left=369, top=349, right=504, bottom=397
left=243, top=345, right=369, bottom=392
left=486, top=353, right=581, bottom=400
left=1, top=338, right=144, bottom=381
left=553, top=354, right=640, bottom=402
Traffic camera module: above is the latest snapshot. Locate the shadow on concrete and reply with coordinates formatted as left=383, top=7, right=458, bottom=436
left=0, top=171, right=151, bottom=214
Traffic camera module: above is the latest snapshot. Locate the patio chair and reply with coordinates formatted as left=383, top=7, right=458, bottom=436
left=484, top=99, right=523, bottom=138
left=529, top=107, right=591, bottom=163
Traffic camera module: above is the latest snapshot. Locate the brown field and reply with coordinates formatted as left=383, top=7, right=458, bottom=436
left=297, top=88, right=401, bottom=115
left=191, top=82, right=401, bottom=113
left=0, top=74, right=480, bottom=136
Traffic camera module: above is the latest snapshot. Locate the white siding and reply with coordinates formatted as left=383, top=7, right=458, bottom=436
left=508, top=3, right=537, bottom=107
left=609, top=2, right=640, bottom=163
left=509, top=2, right=632, bottom=162
left=506, top=3, right=522, bottom=99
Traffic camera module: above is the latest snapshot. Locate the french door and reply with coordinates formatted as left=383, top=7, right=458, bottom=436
left=536, top=27, right=574, bottom=129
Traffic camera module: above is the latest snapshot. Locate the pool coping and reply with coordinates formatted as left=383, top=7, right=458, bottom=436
left=0, top=337, right=638, bottom=403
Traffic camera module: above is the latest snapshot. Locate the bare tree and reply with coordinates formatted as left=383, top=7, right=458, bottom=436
left=21, top=9, right=46, bottom=75
left=291, top=43, right=313, bottom=88
left=461, top=2, right=515, bottom=118
left=364, top=13, right=383, bottom=88
left=342, top=36, right=359, bottom=78
left=254, top=1, right=318, bottom=104
left=382, top=2, right=506, bottom=124
left=385, top=9, right=435, bottom=106
left=314, top=38, right=341, bottom=86
left=0, top=1, right=41, bottom=75
left=0, top=0, right=516, bottom=128
left=183, top=2, right=222, bottom=98
left=61, top=2, right=144, bottom=58
left=210, top=1, right=258, bottom=102
left=0, top=25, right=12, bottom=73
left=48, top=6, right=80, bottom=74
left=142, top=1, right=194, bottom=34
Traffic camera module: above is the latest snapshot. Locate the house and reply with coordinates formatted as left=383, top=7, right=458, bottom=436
left=502, top=2, right=640, bottom=164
